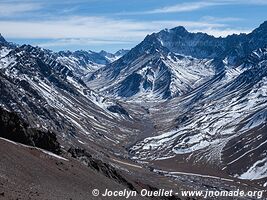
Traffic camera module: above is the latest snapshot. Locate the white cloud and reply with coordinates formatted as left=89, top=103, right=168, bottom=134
left=0, top=16, right=225, bottom=39
left=200, top=16, right=243, bottom=23
left=46, top=27, right=250, bottom=48
left=222, top=0, right=267, bottom=5
left=145, top=1, right=221, bottom=14
left=116, top=1, right=224, bottom=15
left=119, top=0, right=267, bottom=15
left=0, top=0, right=261, bottom=51
left=36, top=38, right=133, bottom=48
left=0, top=16, right=252, bottom=48
left=0, top=3, right=42, bottom=16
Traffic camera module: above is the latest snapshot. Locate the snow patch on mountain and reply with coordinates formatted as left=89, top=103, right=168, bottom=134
left=239, top=157, right=267, bottom=180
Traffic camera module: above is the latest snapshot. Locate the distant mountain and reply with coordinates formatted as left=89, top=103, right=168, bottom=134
left=114, top=49, right=129, bottom=57
left=55, top=49, right=128, bottom=78
left=86, top=45, right=215, bottom=100
left=55, top=50, right=108, bottom=77
left=152, top=21, right=267, bottom=62
left=84, top=32, right=215, bottom=100
left=99, top=49, right=129, bottom=63
left=86, top=21, right=267, bottom=101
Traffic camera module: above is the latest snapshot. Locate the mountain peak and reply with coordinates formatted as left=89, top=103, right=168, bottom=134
left=99, top=50, right=108, bottom=54
left=259, top=20, right=267, bottom=27
left=170, top=26, right=188, bottom=34
left=252, top=21, right=267, bottom=34
left=0, top=33, right=7, bottom=44
left=99, top=50, right=114, bottom=58
left=258, top=20, right=267, bottom=30
left=114, top=49, right=129, bottom=57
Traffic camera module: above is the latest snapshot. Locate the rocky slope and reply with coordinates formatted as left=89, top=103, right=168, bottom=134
left=0, top=42, right=142, bottom=156
left=0, top=107, right=61, bottom=154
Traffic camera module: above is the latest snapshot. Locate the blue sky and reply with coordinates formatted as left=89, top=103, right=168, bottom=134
left=1, top=0, right=267, bottom=53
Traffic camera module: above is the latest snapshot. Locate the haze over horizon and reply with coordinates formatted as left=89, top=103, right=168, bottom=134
left=1, top=0, right=267, bottom=52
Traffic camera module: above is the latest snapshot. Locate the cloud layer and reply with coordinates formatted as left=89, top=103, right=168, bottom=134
left=1, top=16, right=250, bottom=48
left=0, top=2, right=42, bottom=16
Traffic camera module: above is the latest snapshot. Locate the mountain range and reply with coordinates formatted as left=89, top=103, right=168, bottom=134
left=85, top=22, right=267, bottom=101
left=0, top=22, right=267, bottom=199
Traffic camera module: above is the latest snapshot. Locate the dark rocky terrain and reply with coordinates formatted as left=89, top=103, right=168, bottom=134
left=0, top=107, right=60, bottom=154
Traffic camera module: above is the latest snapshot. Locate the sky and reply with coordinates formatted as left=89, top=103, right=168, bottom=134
left=0, top=0, right=267, bottom=53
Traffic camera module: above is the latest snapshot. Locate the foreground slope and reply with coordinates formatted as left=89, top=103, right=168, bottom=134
left=1, top=136, right=264, bottom=200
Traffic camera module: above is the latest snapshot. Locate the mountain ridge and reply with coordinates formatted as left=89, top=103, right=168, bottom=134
left=85, top=21, right=267, bottom=101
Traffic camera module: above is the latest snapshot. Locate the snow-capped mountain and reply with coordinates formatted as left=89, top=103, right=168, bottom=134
left=55, top=49, right=127, bottom=78
left=154, top=22, right=267, bottom=62
left=0, top=34, right=16, bottom=58
left=86, top=21, right=267, bottom=101
left=86, top=34, right=216, bottom=100
left=55, top=50, right=108, bottom=77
